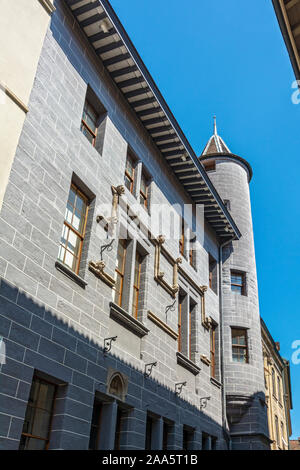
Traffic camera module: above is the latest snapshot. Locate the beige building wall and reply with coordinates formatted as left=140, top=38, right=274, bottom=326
left=0, top=0, right=55, bottom=210
left=262, top=325, right=292, bottom=450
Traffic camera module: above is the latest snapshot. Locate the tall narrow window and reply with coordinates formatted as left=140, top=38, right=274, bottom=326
left=277, top=376, right=282, bottom=403
left=210, top=325, right=216, bottom=378
left=209, top=254, right=218, bottom=294
left=178, top=293, right=184, bottom=353
left=231, top=328, right=249, bottom=363
left=230, top=271, right=246, bottom=295
left=145, top=414, right=153, bottom=450
left=183, top=427, right=194, bottom=450
left=81, top=100, right=98, bottom=146
left=132, top=251, right=142, bottom=318
left=124, top=152, right=135, bottom=194
left=19, top=377, right=56, bottom=450
left=139, top=172, right=148, bottom=209
left=179, top=219, right=185, bottom=257
left=114, top=407, right=124, bottom=450
left=163, top=421, right=171, bottom=450
left=275, top=415, right=280, bottom=447
left=114, top=240, right=127, bottom=307
left=281, top=422, right=285, bottom=448
left=89, top=400, right=103, bottom=450
left=58, top=184, right=89, bottom=274
left=189, top=235, right=196, bottom=269
left=272, top=369, right=276, bottom=398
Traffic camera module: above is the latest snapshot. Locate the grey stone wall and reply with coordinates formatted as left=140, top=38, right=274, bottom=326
left=0, top=0, right=225, bottom=450
left=206, top=157, right=270, bottom=449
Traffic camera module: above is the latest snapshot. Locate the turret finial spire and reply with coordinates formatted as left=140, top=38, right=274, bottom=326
left=213, top=115, right=217, bottom=136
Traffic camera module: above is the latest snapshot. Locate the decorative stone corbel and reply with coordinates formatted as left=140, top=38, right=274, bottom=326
left=154, top=235, right=182, bottom=298
left=200, top=354, right=211, bottom=366
left=96, top=185, right=125, bottom=234
left=200, top=286, right=212, bottom=330
left=88, top=260, right=116, bottom=288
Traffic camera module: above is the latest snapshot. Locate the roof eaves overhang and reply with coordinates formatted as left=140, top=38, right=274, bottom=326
left=65, top=0, right=241, bottom=242
left=272, top=0, right=300, bottom=82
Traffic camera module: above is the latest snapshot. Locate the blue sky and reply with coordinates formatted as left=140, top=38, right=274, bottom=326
left=110, top=0, right=300, bottom=438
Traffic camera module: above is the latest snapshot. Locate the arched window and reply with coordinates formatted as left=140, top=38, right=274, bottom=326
left=109, top=374, right=124, bottom=399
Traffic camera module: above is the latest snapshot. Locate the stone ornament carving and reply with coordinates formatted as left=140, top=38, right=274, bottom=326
left=96, top=184, right=125, bottom=234
left=154, top=235, right=182, bottom=298
left=88, top=260, right=116, bottom=288
left=200, top=285, right=212, bottom=330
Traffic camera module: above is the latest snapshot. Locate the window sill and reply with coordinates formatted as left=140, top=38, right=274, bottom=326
left=210, top=377, right=222, bottom=389
left=109, top=302, right=149, bottom=338
left=55, top=261, right=88, bottom=289
left=176, top=352, right=201, bottom=376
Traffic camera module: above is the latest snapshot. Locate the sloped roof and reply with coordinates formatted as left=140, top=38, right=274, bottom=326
left=64, top=0, right=242, bottom=241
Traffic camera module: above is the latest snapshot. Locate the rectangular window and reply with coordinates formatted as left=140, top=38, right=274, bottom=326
left=275, top=415, right=280, bottom=447
left=188, top=301, right=196, bottom=360
left=124, top=152, right=135, bottom=194
left=145, top=414, right=153, bottom=450
left=162, top=421, right=171, bottom=450
left=178, top=294, right=196, bottom=360
left=210, top=325, right=216, bottom=378
left=58, top=184, right=89, bottom=274
left=114, top=407, right=125, bottom=450
left=277, top=376, right=282, bottom=403
left=183, top=427, right=194, bottom=450
left=231, top=270, right=246, bottom=295
left=139, top=172, right=149, bottom=209
left=209, top=254, right=218, bottom=294
left=231, top=328, right=249, bottom=363
left=114, top=240, right=127, bottom=308
left=89, top=400, right=103, bottom=450
left=178, top=293, right=184, bottom=354
left=281, top=422, right=285, bottom=448
left=132, top=251, right=142, bottom=319
left=19, top=377, right=56, bottom=450
left=179, top=219, right=185, bottom=257
left=272, top=369, right=276, bottom=398
left=189, top=235, right=196, bottom=269
left=81, top=100, right=98, bottom=146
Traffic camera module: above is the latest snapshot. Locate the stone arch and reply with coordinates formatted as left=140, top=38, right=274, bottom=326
left=108, top=372, right=126, bottom=400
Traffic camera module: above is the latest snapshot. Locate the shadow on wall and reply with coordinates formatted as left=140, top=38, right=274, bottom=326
left=0, top=278, right=231, bottom=450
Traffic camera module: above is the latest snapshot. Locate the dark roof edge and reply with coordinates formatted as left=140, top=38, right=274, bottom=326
left=272, top=0, right=300, bottom=82
left=200, top=152, right=253, bottom=182
left=100, top=0, right=242, bottom=241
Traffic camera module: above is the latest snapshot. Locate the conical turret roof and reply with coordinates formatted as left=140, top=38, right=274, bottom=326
left=201, top=117, right=231, bottom=156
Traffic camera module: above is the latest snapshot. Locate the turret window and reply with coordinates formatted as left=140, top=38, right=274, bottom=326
left=231, top=328, right=249, bottom=363
left=230, top=270, right=246, bottom=295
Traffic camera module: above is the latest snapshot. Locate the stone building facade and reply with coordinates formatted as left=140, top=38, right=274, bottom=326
left=0, top=0, right=273, bottom=450
left=261, top=319, right=293, bottom=450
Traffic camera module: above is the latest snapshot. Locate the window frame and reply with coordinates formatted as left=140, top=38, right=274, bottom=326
left=58, top=184, right=89, bottom=275
left=80, top=100, right=98, bottom=147
left=179, top=219, right=185, bottom=257
left=231, top=328, right=249, bottom=364
left=19, top=376, right=57, bottom=450
left=139, top=171, right=149, bottom=209
left=132, top=251, right=142, bottom=319
left=124, top=152, right=136, bottom=194
left=114, top=239, right=127, bottom=308
left=210, top=325, right=216, bottom=378
left=230, top=270, right=246, bottom=296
